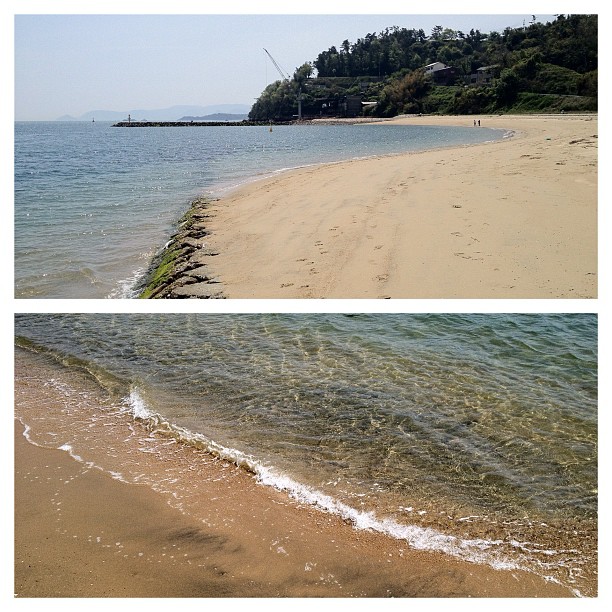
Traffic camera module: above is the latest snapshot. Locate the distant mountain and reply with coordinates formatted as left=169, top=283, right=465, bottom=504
left=178, top=113, right=248, bottom=121
left=56, top=104, right=251, bottom=122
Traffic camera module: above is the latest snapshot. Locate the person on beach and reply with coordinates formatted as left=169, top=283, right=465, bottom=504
left=478, top=119, right=481, bottom=127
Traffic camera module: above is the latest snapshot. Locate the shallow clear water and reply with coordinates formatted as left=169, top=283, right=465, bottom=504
left=14, top=313, right=597, bottom=594
left=14, top=121, right=503, bottom=298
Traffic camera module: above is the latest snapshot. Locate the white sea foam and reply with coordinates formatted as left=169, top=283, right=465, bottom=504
left=122, top=387, right=520, bottom=572
left=21, top=384, right=576, bottom=592
left=57, top=443, right=100, bottom=471
left=127, top=388, right=155, bottom=420
left=119, top=388, right=589, bottom=595
left=56, top=442, right=129, bottom=483
left=108, top=265, right=149, bottom=299
left=19, top=419, right=37, bottom=446
left=254, top=464, right=517, bottom=570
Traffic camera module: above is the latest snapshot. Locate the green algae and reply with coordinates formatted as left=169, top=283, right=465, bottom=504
left=138, top=197, right=212, bottom=299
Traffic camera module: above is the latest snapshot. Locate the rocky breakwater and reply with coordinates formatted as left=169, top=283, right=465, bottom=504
left=138, top=197, right=224, bottom=299
left=113, top=121, right=288, bottom=127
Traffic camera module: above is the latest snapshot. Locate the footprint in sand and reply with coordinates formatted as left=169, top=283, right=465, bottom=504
left=374, top=245, right=383, bottom=250
left=451, top=232, right=462, bottom=237
left=280, top=283, right=294, bottom=288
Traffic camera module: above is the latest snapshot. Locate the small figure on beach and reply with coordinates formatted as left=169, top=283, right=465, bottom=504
left=478, top=119, right=481, bottom=127
left=474, top=119, right=476, bottom=127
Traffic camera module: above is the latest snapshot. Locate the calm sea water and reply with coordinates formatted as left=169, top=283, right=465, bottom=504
left=14, top=121, right=504, bottom=298
left=14, top=313, right=597, bottom=595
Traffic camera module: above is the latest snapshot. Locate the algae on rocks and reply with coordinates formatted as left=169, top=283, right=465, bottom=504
left=138, top=198, right=224, bottom=299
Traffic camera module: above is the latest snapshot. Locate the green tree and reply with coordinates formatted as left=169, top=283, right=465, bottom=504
left=294, top=62, right=314, bottom=84
left=431, top=25, right=444, bottom=40
left=377, top=70, right=431, bottom=116
left=495, top=68, right=520, bottom=105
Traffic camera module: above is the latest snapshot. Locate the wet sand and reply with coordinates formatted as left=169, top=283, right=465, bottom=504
left=15, top=421, right=576, bottom=598
left=196, top=114, right=597, bottom=299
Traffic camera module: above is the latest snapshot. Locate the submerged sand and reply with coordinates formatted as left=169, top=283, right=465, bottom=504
left=192, top=114, right=596, bottom=299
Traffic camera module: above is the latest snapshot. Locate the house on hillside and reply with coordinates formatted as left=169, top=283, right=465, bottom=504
left=423, top=61, right=448, bottom=75
left=423, top=62, right=457, bottom=85
left=468, top=65, right=500, bottom=85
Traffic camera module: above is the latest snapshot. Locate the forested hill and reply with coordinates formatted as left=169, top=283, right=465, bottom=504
left=249, top=14, right=597, bottom=120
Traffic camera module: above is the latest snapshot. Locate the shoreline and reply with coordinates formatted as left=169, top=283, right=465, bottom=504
left=15, top=416, right=576, bottom=598
left=14, top=347, right=597, bottom=597
left=142, top=113, right=596, bottom=299
left=15, top=346, right=586, bottom=598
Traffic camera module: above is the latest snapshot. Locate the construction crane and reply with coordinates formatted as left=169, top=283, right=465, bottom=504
left=263, top=48, right=303, bottom=121
left=263, top=47, right=302, bottom=121
left=263, top=48, right=290, bottom=81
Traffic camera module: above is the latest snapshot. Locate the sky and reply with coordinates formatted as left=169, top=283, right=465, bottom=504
left=8, top=2, right=573, bottom=121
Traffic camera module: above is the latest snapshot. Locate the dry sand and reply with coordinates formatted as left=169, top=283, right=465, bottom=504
left=202, top=114, right=596, bottom=299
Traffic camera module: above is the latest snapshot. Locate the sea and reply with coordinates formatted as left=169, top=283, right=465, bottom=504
left=14, top=313, right=597, bottom=596
left=14, top=121, right=504, bottom=298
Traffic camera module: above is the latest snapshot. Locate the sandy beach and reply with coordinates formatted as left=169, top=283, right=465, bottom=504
left=15, top=417, right=576, bottom=598
left=15, top=341, right=581, bottom=598
left=189, top=114, right=596, bottom=299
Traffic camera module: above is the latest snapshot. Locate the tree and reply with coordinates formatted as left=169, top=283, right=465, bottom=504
left=438, top=44, right=462, bottom=64
left=377, top=70, right=431, bottom=116
left=495, top=68, right=520, bottom=105
left=249, top=80, right=299, bottom=121
left=431, top=25, right=444, bottom=40
left=441, top=28, right=458, bottom=40
left=294, top=63, right=313, bottom=84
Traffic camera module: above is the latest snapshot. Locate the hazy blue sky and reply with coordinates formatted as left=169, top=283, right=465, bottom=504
left=14, top=9, right=560, bottom=120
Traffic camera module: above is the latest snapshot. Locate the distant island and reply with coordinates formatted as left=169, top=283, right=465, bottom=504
left=178, top=113, right=248, bottom=121
left=56, top=104, right=251, bottom=122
